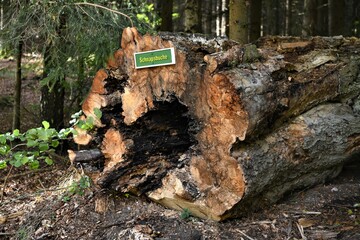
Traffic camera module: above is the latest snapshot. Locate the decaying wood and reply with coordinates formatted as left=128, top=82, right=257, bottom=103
left=69, top=28, right=360, bottom=221
left=68, top=149, right=103, bottom=163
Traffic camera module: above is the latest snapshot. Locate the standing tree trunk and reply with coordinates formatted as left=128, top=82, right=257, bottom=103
left=316, top=0, right=329, bottom=36
left=197, top=0, right=202, bottom=33
left=173, top=0, right=185, bottom=32
left=328, top=0, right=345, bottom=36
left=302, top=0, right=317, bottom=36
left=285, top=0, right=292, bottom=35
left=249, top=0, right=262, bottom=42
left=205, top=0, right=213, bottom=34
left=184, top=0, right=200, bottom=33
left=40, top=71, right=65, bottom=129
left=212, top=0, right=218, bottom=35
left=159, top=0, right=173, bottom=32
left=70, top=28, right=360, bottom=221
left=225, top=0, right=230, bottom=36
left=40, top=14, right=66, bottom=129
left=264, top=0, right=282, bottom=35
left=229, top=0, right=248, bottom=43
left=217, top=0, right=223, bottom=36
left=12, top=40, right=23, bottom=131
left=344, top=0, right=354, bottom=36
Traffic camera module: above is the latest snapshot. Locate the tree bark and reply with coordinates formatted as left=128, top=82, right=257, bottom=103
left=205, top=0, right=213, bottom=35
left=344, top=0, right=354, bottom=37
left=41, top=46, right=65, bottom=129
left=12, top=40, right=23, bottom=131
left=159, top=0, right=173, bottom=32
left=249, top=0, right=262, bottom=42
left=316, top=0, right=329, bottom=36
left=184, top=0, right=200, bottom=33
left=302, top=0, right=317, bottom=36
left=71, top=28, right=360, bottom=221
left=328, top=0, right=345, bottom=36
left=40, top=14, right=66, bottom=129
left=229, top=0, right=248, bottom=43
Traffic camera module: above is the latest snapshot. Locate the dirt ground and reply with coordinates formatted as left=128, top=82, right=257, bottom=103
left=0, top=158, right=359, bottom=240
left=1, top=58, right=360, bottom=239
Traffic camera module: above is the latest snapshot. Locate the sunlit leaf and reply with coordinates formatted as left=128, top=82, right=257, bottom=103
left=45, top=157, right=53, bottom=165
left=42, top=121, right=50, bottom=130
left=0, top=135, right=6, bottom=144
left=21, top=156, right=29, bottom=164
left=27, top=139, right=38, bottom=147
left=51, top=140, right=59, bottom=148
left=12, top=159, right=23, bottom=168
left=0, top=145, right=9, bottom=155
left=0, top=160, right=7, bottom=169
left=13, top=129, right=20, bottom=137
left=29, top=160, right=40, bottom=170
left=14, top=152, right=23, bottom=160
left=39, top=143, right=49, bottom=152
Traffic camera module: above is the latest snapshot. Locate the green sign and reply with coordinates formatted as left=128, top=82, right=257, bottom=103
left=134, top=48, right=176, bottom=69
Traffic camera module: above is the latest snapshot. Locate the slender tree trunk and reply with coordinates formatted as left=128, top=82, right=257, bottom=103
left=184, top=0, right=200, bottom=33
left=328, top=0, right=345, bottom=36
left=249, top=0, right=262, bottom=42
left=160, top=0, right=173, bottom=31
left=0, top=0, right=10, bottom=30
left=274, top=0, right=281, bottom=35
left=316, top=0, right=329, bottom=36
left=344, top=0, right=354, bottom=36
left=0, top=0, right=2, bottom=30
left=173, top=0, right=185, bottom=32
left=12, top=40, right=23, bottom=131
left=212, top=0, right=217, bottom=35
left=229, top=0, right=248, bottom=43
left=302, top=0, right=317, bottom=36
left=285, top=0, right=292, bottom=35
left=354, top=1, right=360, bottom=37
left=205, top=0, right=213, bottom=34
left=197, top=0, right=202, bottom=33
left=41, top=45, right=65, bottom=129
left=263, top=0, right=274, bottom=35
left=40, top=14, right=66, bottom=129
left=218, top=0, right=223, bottom=36
left=225, top=0, right=230, bottom=36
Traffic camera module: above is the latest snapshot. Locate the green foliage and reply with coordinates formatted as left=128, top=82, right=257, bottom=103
left=0, top=108, right=101, bottom=170
left=61, top=175, right=91, bottom=202
left=0, top=121, right=70, bottom=170
left=135, top=3, right=160, bottom=29
left=180, top=208, right=192, bottom=220
left=0, top=1, right=152, bottom=106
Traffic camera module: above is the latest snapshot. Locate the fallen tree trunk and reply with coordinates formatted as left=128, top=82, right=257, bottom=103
left=70, top=28, right=360, bottom=220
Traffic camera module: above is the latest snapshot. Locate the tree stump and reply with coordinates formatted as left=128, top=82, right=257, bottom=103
left=70, top=28, right=360, bottom=221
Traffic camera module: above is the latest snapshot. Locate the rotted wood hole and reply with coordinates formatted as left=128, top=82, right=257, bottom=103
left=98, top=95, right=199, bottom=193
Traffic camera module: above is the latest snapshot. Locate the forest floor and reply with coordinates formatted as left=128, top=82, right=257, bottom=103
left=0, top=58, right=360, bottom=239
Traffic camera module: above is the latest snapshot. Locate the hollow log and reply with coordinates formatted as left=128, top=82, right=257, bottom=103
left=70, top=28, right=360, bottom=221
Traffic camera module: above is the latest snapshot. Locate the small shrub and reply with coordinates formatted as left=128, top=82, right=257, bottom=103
left=180, top=208, right=192, bottom=220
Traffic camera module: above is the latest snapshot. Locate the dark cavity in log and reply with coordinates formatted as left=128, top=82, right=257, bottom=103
left=98, top=97, right=199, bottom=193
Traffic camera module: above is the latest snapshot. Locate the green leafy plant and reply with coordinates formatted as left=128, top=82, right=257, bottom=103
left=180, top=208, right=192, bottom=220
left=0, top=120, right=68, bottom=170
left=61, top=175, right=91, bottom=202
left=0, top=108, right=101, bottom=170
